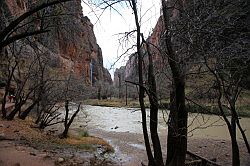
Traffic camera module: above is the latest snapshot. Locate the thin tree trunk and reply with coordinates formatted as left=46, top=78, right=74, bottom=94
left=35, top=102, right=41, bottom=124
left=231, top=116, right=240, bottom=166
left=1, top=61, right=18, bottom=118
left=19, top=101, right=38, bottom=120
left=236, top=119, right=250, bottom=153
left=131, top=0, right=155, bottom=165
left=1, top=91, right=8, bottom=118
left=206, top=61, right=241, bottom=166
left=6, top=101, right=23, bottom=120
left=144, top=37, right=164, bottom=166
left=166, top=87, right=177, bottom=165
left=60, top=101, right=81, bottom=138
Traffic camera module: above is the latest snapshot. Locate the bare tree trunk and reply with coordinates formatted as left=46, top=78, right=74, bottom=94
left=166, top=86, right=177, bottom=165
left=60, top=101, right=81, bottom=138
left=98, top=86, right=101, bottom=100
left=131, top=0, right=155, bottom=165
left=35, top=102, right=41, bottom=124
left=19, top=101, right=38, bottom=120
left=205, top=61, right=240, bottom=166
left=231, top=116, right=240, bottom=166
left=6, top=101, right=24, bottom=120
left=161, top=1, right=187, bottom=165
left=144, top=37, right=164, bottom=166
left=236, top=119, right=250, bottom=153
left=1, top=88, right=8, bottom=118
left=1, top=61, right=18, bottom=118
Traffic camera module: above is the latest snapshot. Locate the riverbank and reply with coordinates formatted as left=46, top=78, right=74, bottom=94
left=0, top=118, right=116, bottom=166
left=89, top=128, right=250, bottom=166
left=83, top=105, right=250, bottom=165
left=1, top=105, right=249, bottom=166
left=84, top=99, right=250, bottom=117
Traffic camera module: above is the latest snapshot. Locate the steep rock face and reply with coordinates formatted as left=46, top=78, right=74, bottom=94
left=116, top=16, right=164, bottom=82
left=114, top=16, right=169, bottom=98
left=113, top=66, right=125, bottom=87
left=0, top=0, right=112, bottom=85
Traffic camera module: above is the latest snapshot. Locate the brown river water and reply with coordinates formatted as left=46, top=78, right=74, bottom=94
left=68, top=105, right=250, bottom=166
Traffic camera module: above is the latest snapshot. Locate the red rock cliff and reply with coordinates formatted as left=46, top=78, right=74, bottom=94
left=0, top=0, right=112, bottom=85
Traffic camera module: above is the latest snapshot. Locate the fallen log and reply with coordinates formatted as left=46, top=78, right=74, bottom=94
left=187, top=151, right=221, bottom=166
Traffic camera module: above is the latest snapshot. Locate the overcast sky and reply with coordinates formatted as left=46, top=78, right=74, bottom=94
left=81, top=0, right=161, bottom=78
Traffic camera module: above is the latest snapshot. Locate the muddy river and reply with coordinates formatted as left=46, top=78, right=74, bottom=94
left=74, top=105, right=250, bottom=140
left=70, top=105, right=250, bottom=165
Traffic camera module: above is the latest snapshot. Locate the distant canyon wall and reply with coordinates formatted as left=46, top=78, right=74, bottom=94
left=114, top=16, right=165, bottom=87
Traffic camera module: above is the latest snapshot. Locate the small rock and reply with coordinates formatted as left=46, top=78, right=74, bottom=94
left=14, top=130, right=19, bottom=133
left=42, top=154, right=52, bottom=160
left=57, top=157, right=65, bottom=163
left=104, top=153, right=109, bottom=158
left=14, top=163, right=20, bottom=166
left=30, top=152, right=36, bottom=156
left=111, top=128, right=113, bottom=129
left=0, top=124, right=4, bottom=127
left=114, top=126, right=119, bottom=129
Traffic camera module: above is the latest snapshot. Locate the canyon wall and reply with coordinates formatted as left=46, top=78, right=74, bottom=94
left=0, top=0, right=112, bottom=85
left=113, top=16, right=170, bottom=98
left=114, top=16, right=165, bottom=84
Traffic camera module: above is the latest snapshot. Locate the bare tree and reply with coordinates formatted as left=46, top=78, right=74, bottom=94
left=0, top=0, right=73, bottom=49
left=60, top=100, right=81, bottom=138
left=0, top=48, right=18, bottom=118
left=160, top=0, right=249, bottom=165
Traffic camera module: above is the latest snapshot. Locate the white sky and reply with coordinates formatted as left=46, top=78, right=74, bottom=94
left=81, top=0, right=161, bottom=78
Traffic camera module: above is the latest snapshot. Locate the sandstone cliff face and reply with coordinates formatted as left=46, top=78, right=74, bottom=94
left=113, top=66, right=125, bottom=87
left=0, top=0, right=112, bottom=85
left=114, top=16, right=169, bottom=98
left=115, top=16, right=164, bottom=83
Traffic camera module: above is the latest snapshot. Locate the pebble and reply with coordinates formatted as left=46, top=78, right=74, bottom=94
left=0, top=124, right=4, bottom=127
left=57, top=157, right=65, bottom=163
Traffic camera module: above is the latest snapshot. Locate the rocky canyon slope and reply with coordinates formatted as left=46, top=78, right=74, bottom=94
left=0, top=0, right=112, bottom=85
